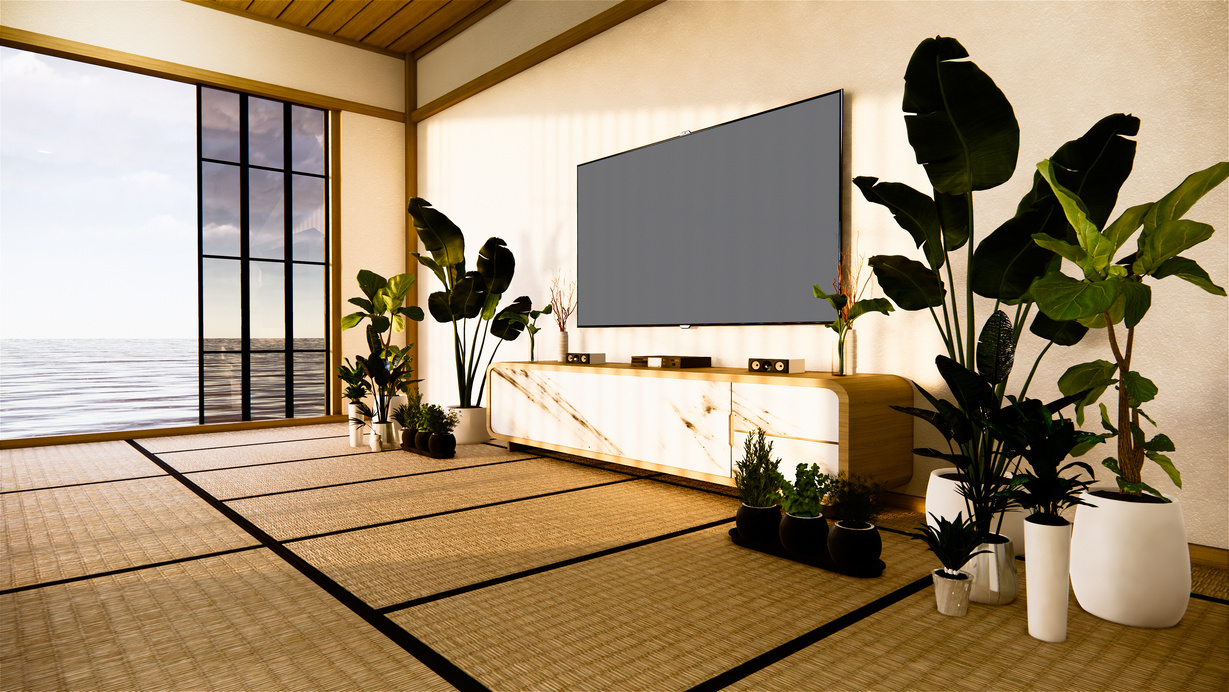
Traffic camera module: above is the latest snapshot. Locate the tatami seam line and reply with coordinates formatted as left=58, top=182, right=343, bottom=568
left=125, top=439, right=492, bottom=692
left=155, top=433, right=350, bottom=454
left=377, top=516, right=736, bottom=614
left=0, top=473, right=169, bottom=495
left=0, top=545, right=264, bottom=596
left=215, top=455, right=545, bottom=501
left=277, top=474, right=662, bottom=544
left=685, top=573, right=935, bottom=692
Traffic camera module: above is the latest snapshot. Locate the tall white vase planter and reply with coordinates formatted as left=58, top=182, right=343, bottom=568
left=1069, top=491, right=1190, bottom=628
left=451, top=407, right=490, bottom=445
left=1024, top=517, right=1072, bottom=642
left=387, top=394, right=407, bottom=437
left=347, top=403, right=365, bottom=447
left=925, top=468, right=1028, bottom=556
left=558, top=331, right=569, bottom=363
left=966, top=534, right=1018, bottom=605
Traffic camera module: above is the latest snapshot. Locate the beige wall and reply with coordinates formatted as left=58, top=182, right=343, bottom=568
left=416, top=0, right=1228, bottom=547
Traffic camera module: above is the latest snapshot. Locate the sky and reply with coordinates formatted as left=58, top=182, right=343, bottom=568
left=0, top=46, right=197, bottom=339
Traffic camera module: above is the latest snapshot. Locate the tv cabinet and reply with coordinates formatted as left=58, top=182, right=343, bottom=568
left=487, top=362, right=913, bottom=489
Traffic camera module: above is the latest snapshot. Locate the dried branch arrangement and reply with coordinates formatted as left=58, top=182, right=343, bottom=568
left=550, top=273, right=577, bottom=332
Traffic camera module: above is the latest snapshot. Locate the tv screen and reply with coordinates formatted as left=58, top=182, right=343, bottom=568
left=577, top=89, right=842, bottom=328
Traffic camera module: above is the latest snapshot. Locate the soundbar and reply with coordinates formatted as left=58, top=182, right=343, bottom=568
left=631, top=355, right=712, bottom=369
left=565, top=352, right=606, bottom=365
left=748, top=358, right=806, bottom=374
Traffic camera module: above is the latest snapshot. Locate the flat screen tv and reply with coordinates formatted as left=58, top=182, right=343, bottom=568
left=577, top=89, right=842, bottom=328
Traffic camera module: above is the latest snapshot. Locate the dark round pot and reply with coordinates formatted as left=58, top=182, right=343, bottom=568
left=401, top=428, right=418, bottom=448
left=827, top=520, right=882, bottom=569
left=414, top=431, right=432, bottom=451
left=735, top=503, right=781, bottom=546
left=779, top=513, right=829, bottom=558
left=428, top=432, right=456, bottom=457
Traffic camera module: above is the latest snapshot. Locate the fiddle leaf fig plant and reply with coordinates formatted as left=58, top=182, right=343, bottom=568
left=340, top=270, right=424, bottom=424
left=409, top=198, right=528, bottom=408
left=1029, top=159, right=1229, bottom=499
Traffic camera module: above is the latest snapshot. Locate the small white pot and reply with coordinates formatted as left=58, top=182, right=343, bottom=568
left=558, top=331, right=569, bottom=363
left=368, top=429, right=382, bottom=452
left=370, top=422, right=393, bottom=450
left=925, top=468, right=1028, bottom=556
left=387, top=394, right=408, bottom=437
left=932, top=569, right=973, bottom=617
left=1024, top=516, right=1072, bottom=642
left=1070, top=489, right=1190, bottom=628
left=347, top=403, right=365, bottom=447
left=451, top=406, right=490, bottom=445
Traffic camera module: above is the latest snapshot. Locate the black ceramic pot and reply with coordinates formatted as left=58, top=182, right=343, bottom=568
left=401, top=428, right=418, bottom=448
left=428, top=432, right=456, bottom=457
left=779, top=513, right=829, bottom=558
left=827, top=520, right=882, bottom=569
left=735, top=503, right=782, bottom=547
left=415, top=431, right=432, bottom=451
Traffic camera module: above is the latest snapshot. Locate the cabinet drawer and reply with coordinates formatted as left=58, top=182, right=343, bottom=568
left=731, top=383, right=839, bottom=443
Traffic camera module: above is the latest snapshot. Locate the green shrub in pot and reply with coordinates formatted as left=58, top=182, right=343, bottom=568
left=732, top=429, right=785, bottom=546
left=778, top=463, right=834, bottom=557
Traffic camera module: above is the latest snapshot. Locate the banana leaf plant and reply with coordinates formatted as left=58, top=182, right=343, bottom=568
left=857, top=36, right=1149, bottom=532
left=1028, top=159, right=1229, bottom=499
left=340, top=269, right=425, bottom=423
left=408, top=198, right=528, bottom=408
left=498, top=301, right=552, bottom=361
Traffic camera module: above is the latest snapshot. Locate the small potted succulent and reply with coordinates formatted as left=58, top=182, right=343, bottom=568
left=416, top=403, right=460, bottom=457
left=909, top=512, right=990, bottom=616
left=732, top=428, right=785, bottom=546
left=825, top=472, right=883, bottom=572
left=392, top=388, right=424, bottom=449
left=778, top=463, right=834, bottom=557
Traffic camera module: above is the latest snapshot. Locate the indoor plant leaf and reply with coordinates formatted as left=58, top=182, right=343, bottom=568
left=356, top=269, right=387, bottom=302
left=1141, top=161, right=1229, bottom=231
left=902, top=36, right=1019, bottom=194
left=1133, top=219, right=1215, bottom=277
left=1028, top=311, right=1088, bottom=346
left=854, top=177, right=944, bottom=270
left=1117, top=280, right=1151, bottom=329
left=974, top=310, right=1015, bottom=384
left=1151, top=257, right=1228, bottom=296
left=935, top=356, right=997, bottom=421
left=491, top=296, right=531, bottom=340
left=1030, top=271, right=1118, bottom=322
left=867, top=255, right=946, bottom=310
left=1121, top=370, right=1158, bottom=406
left=408, top=197, right=466, bottom=269
left=476, top=236, right=515, bottom=296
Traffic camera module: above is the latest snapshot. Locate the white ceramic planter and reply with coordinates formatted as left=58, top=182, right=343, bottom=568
left=387, top=394, right=408, bottom=437
left=452, top=406, right=491, bottom=445
left=925, top=468, right=1028, bottom=556
left=1024, top=516, right=1072, bottom=642
left=1070, top=490, right=1190, bottom=628
left=347, top=403, right=365, bottom=447
left=371, top=422, right=394, bottom=450
left=558, top=331, right=570, bottom=363
left=965, top=533, right=1018, bottom=605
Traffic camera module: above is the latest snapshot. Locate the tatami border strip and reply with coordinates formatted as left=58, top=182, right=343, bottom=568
left=158, top=434, right=349, bottom=455
left=378, top=516, right=736, bottom=614
left=125, top=439, right=491, bottom=692
left=218, top=455, right=544, bottom=502
left=1191, top=592, right=1229, bottom=606
left=0, top=545, right=263, bottom=596
left=280, top=474, right=660, bottom=544
left=685, top=573, right=934, bottom=692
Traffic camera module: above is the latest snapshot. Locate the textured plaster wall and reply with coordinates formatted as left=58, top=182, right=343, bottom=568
left=416, top=0, right=1228, bottom=547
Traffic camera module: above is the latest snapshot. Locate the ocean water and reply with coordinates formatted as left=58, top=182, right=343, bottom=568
left=0, top=339, right=327, bottom=440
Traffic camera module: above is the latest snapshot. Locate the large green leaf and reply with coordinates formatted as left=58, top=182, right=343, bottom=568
left=356, top=269, right=387, bottom=302
left=411, top=252, right=448, bottom=286
left=854, top=177, right=944, bottom=270
left=451, top=272, right=487, bottom=320
left=1134, top=219, right=1215, bottom=276
left=1117, top=280, right=1151, bottom=329
left=408, top=198, right=466, bottom=269
left=934, top=191, right=971, bottom=251
left=1047, top=113, right=1140, bottom=227
left=476, top=237, right=515, bottom=296
left=1152, top=256, right=1228, bottom=296
left=1103, top=203, right=1152, bottom=251
left=972, top=210, right=1059, bottom=302
left=426, top=291, right=452, bottom=323
left=868, top=255, right=946, bottom=310
left=902, top=36, right=1019, bottom=194
left=975, top=310, right=1015, bottom=385
left=1036, top=160, right=1117, bottom=277
left=491, top=295, right=531, bottom=340
left=1030, top=271, right=1118, bottom=322
left=1028, top=311, right=1088, bottom=346
left=935, top=356, right=997, bottom=421
left=340, top=311, right=366, bottom=331
left=1122, top=370, right=1158, bottom=406
left=847, top=297, right=895, bottom=322
left=1057, top=359, right=1117, bottom=422
left=384, top=273, right=416, bottom=304
left=1142, top=161, right=1229, bottom=231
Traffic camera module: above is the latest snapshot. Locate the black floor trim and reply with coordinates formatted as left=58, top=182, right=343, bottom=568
left=219, top=456, right=543, bottom=502
left=1191, top=592, right=1229, bottom=606
left=379, top=516, right=735, bottom=614
left=280, top=474, right=659, bottom=544
left=0, top=545, right=263, bottom=596
left=156, top=433, right=350, bottom=455
left=685, top=573, right=934, bottom=692
left=179, top=449, right=378, bottom=475
left=126, top=440, right=491, bottom=692
left=1, top=473, right=168, bottom=495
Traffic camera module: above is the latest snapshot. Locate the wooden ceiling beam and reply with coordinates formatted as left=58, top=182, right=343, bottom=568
left=332, top=1, right=408, bottom=42
left=277, top=0, right=332, bottom=26
left=362, top=0, right=444, bottom=50
left=306, top=0, right=369, bottom=34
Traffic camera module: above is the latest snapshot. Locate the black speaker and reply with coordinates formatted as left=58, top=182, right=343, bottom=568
left=748, top=358, right=805, bottom=374
left=566, top=352, right=606, bottom=365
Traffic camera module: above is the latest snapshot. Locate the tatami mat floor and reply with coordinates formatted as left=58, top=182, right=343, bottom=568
left=2, top=423, right=1226, bottom=691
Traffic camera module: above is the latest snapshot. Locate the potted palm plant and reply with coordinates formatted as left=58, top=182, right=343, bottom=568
left=732, top=428, right=784, bottom=546
left=1028, top=158, right=1228, bottom=628
left=824, top=472, right=884, bottom=574
left=778, top=463, right=834, bottom=558
left=337, top=357, right=370, bottom=447
left=994, top=396, right=1097, bottom=641
left=909, top=512, right=989, bottom=617
left=392, top=388, right=423, bottom=449
left=408, top=198, right=530, bottom=444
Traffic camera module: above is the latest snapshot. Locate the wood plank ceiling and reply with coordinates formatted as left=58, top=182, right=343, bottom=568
left=195, top=0, right=508, bottom=56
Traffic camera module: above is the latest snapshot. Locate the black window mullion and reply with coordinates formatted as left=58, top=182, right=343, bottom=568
left=283, top=103, right=295, bottom=418
left=196, top=87, right=206, bottom=424
left=239, top=94, right=252, bottom=422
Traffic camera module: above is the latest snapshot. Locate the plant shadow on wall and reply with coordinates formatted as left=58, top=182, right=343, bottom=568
left=859, top=35, right=1227, bottom=625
